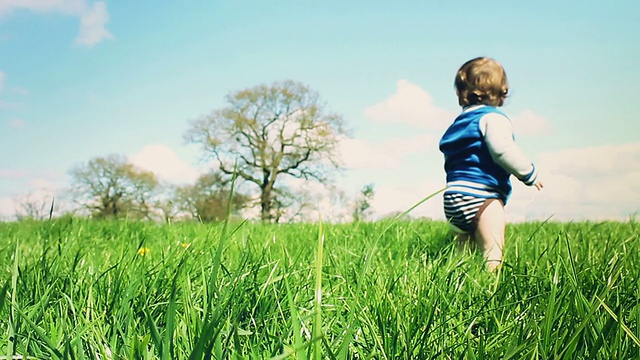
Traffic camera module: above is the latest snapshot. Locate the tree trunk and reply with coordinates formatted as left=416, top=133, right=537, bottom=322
left=260, top=172, right=275, bottom=222
left=260, top=186, right=272, bottom=222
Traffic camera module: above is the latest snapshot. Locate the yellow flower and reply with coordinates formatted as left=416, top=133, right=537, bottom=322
left=137, top=247, right=151, bottom=256
left=180, top=242, right=191, bottom=249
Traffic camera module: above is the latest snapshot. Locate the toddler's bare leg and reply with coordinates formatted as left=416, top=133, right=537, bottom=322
left=454, top=232, right=474, bottom=253
left=473, top=199, right=505, bottom=271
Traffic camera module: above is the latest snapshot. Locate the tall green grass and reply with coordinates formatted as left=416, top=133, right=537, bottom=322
left=0, top=217, right=638, bottom=359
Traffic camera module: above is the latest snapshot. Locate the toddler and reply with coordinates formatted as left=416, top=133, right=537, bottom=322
left=439, top=57, right=543, bottom=271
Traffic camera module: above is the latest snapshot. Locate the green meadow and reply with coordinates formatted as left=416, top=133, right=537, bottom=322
left=1, top=217, right=639, bottom=359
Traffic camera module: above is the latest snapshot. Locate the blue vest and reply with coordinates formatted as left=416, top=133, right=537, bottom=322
left=439, top=106, right=512, bottom=201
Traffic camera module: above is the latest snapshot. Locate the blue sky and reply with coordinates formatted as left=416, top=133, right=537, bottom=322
left=1, top=1, right=639, bottom=221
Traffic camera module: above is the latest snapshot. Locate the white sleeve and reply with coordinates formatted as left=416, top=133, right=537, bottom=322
left=479, top=113, right=539, bottom=186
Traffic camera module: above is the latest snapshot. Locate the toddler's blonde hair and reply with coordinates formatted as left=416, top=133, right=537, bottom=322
left=455, top=57, right=509, bottom=107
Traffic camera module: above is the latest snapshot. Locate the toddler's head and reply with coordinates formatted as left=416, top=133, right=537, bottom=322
left=455, top=57, right=509, bottom=107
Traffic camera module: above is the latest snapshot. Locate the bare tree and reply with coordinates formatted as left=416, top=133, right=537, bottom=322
left=153, top=185, right=181, bottom=223
left=185, top=80, right=347, bottom=222
left=68, top=154, right=158, bottom=219
left=15, top=194, right=55, bottom=221
left=353, top=183, right=375, bottom=222
left=174, top=171, right=249, bottom=222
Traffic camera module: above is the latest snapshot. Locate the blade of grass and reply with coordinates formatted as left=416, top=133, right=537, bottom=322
left=284, top=276, right=304, bottom=360
left=542, top=253, right=560, bottom=355
left=381, top=187, right=446, bottom=233
left=312, top=218, right=325, bottom=360
left=48, top=197, right=55, bottom=220
left=14, top=306, right=64, bottom=359
left=162, top=258, right=184, bottom=360
left=6, top=241, right=19, bottom=358
left=190, top=167, right=240, bottom=360
left=144, top=309, right=162, bottom=356
left=205, top=168, right=239, bottom=307
left=343, top=188, right=445, bottom=358
left=0, top=280, right=9, bottom=318
left=596, top=295, right=640, bottom=347
left=232, top=317, right=244, bottom=359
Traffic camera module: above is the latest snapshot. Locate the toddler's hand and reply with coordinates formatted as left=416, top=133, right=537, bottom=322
left=533, top=180, right=543, bottom=191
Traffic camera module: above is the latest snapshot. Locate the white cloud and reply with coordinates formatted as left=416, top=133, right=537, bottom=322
left=11, top=87, right=29, bottom=96
left=339, top=137, right=401, bottom=170
left=384, top=134, right=438, bottom=155
left=0, top=169, right=29, bottom=179
left=0, top=197, right=17, bottom=219
left=128, top=144, right=202, bottom=185
left=28, top=177, right=60, bottom=190
left=0, top=0, right=113, bottom=47
left=336, top=80, right=453, bottom=218
left=74, top=1, right=112, bottom=47
left=511, top=109, right=552, bottom=137
left=336, top=141, right=447, bottom=221
left=511, top=142, right=640, bottom=221
left=338, top=133, right=438, bottom=170
left=371, top=181, right=445, bottom=220
left=0, top=70, right=5, bottom=91
left=363, top=79, right=455, bottom=131
left=0, top=100, right=21, bottom=109
left=8, top=118, right=26, bottom=129
left=539, top=143, right=640, bottom=179
left=0, top=0, right=84, bottom=14
left=340, top=133, right=437, bottom=170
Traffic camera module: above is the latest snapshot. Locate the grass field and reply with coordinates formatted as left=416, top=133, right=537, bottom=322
left=1, top=216, right=639, bottom=359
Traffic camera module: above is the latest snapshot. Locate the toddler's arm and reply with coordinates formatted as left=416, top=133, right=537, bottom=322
left=480, top=113, right=541, bottom=188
